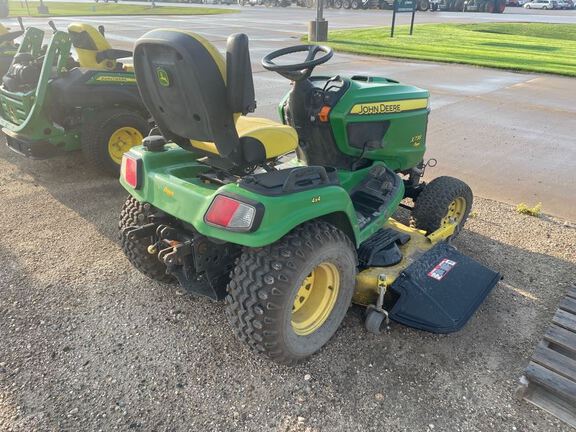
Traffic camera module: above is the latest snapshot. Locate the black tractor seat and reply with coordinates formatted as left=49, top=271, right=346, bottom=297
left=133, top=30, right=298, bottom=168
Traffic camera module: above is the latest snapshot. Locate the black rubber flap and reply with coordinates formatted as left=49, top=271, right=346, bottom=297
left=389, top=242, right=501, bottom=333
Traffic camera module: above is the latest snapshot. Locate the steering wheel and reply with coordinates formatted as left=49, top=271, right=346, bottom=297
left=262, top=44, right=333, bottom=81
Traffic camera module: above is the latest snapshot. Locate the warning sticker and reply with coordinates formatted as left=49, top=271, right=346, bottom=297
left=428, top=258, right=457, bottom=281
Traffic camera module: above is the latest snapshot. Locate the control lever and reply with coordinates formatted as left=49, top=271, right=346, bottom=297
left=48, top=20, right=57, bottom=33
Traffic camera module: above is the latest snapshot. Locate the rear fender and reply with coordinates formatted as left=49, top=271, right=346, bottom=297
left=121, top=145, right=362, bottom=248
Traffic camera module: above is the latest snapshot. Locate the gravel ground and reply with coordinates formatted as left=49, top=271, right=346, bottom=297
left=0, top=143, right=575, bottom=432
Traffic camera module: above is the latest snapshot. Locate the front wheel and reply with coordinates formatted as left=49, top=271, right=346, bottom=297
left=81, top=108, right=149, bottom=175
left=412, top=176, right=473, bottom=240
left=334, top=0, right=343, bottom=7
left=343, top=0, right=352, bottom=7
left=351, top=0, right=360, bottom=8
left=226, top=221, right=357, bottom=364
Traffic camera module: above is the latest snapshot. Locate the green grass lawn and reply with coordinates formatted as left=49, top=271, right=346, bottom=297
left=8, top=1, right=236, bottom=16
left=317, top=23, right=576, bottom=77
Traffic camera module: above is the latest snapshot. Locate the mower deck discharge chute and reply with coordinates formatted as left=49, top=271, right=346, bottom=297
left=119, top=30, right=500, bottom=364
left=0, top=23, right=149, bottom=174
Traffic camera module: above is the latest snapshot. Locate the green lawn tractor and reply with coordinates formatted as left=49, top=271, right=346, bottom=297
left=119, top=30, right=501, bottom=364
left=0, top=18, right=25, bottom=77
left=0, top=22, right=150, bottom=174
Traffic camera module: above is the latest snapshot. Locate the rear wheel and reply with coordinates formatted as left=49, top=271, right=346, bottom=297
left=343, top=0, right=352, bottom=8
left=351, top=0, right=360, bottom=8
left=412, top=176, right=473, bottom=240
left=81, top=108, right=149, bottom=175
left=119, top=196, right=174, bottom=283
left=334, top=0, right=343, bottom=7
left=226, top=221, right=357, bottom=364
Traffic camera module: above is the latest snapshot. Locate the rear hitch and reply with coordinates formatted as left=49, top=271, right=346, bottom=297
left=122, top=221, right=241, bottom=301
left=123, top=222, right=157, bottom=241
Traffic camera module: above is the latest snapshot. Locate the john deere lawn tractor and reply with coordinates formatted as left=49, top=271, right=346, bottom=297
left=0, top=23, right=149, bottom=174
left=119, top=30, right=501, bottom=364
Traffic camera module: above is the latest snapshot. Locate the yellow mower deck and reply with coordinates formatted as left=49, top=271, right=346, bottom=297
left=354, top=218, right=455, bottom=306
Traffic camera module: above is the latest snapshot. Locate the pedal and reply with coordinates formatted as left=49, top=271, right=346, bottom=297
left=358, top=228, right=411, bottom=268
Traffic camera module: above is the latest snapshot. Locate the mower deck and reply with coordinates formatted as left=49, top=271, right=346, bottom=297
left=355, top=219, right=500, bottom=333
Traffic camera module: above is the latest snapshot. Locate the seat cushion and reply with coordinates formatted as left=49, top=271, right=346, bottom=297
left=190, top=116, right=297, bottom=160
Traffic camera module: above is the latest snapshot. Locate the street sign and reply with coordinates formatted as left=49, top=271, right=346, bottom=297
left=390, top=0, right=417, bottom=37
left=396, top=0, right=416, bottom=11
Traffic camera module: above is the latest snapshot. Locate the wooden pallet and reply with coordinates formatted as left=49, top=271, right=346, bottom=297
left=517, top=286, right=576, bottom=428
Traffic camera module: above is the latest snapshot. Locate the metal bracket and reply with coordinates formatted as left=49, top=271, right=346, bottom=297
left=365, top=274, right=390, bottom=334
left=374, top=274, right=390, bottom=324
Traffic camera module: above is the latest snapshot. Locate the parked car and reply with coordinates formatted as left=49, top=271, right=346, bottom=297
left=523, top=0, right=557, bottom=8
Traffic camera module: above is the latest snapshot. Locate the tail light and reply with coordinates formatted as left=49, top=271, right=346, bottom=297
left=204, top=195, right=260, bottom=232
left=121, top=154, right=142, bottom=189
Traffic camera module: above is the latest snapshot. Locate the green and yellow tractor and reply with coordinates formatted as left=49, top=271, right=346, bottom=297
left=0, top=22, right=149, bottom=174
left=119, top=30, right=500, bottom=364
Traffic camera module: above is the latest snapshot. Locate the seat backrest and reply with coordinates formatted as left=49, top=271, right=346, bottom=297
left=134, top=30, right=256, bottom=165
left=226, top=33, right=256, bottom=116
left=67, top=23, right=114, bottom=70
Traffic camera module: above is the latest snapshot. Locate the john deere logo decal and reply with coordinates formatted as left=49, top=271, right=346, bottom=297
left=350, top=98, right=428, bottom=115
left=156, top=68, right=170, bottom=87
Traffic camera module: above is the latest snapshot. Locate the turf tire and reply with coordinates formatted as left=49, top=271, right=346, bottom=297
left=81, top=108, right=149, bottom=176
left=225, top=221, right=357, bottom=365
left=119, top=196, right=174, bottom=283
left=412, top=176, right=473, bottom=239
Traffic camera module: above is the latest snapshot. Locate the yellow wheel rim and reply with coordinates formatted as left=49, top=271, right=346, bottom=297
left=107, top=126, right=143, bottom=165
left=441, top=197, right=467, bottom=226
left=291, top=262, right=340, bottom=336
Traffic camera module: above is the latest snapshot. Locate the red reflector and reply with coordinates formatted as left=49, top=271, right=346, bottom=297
left=122, top=155, right=140, bottom=188
left=205, top=195, right=240, bottom=227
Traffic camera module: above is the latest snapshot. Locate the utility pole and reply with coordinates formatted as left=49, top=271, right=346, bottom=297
left=38, top=0, right=49, bottom=14
left=308, top=0, right=328, bottom=42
